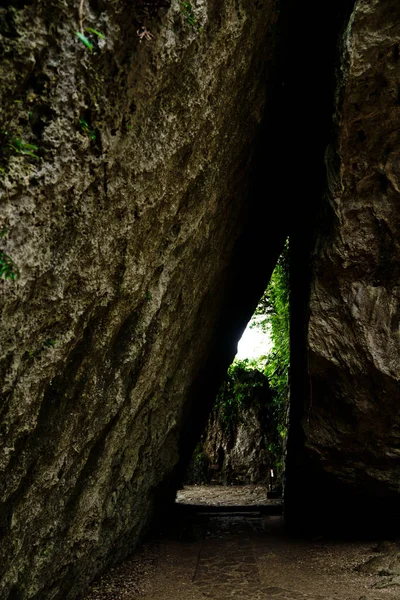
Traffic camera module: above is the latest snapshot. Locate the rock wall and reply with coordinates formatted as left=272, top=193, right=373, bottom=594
left=0, top=1, right=286, bottom=598
left=186, top=371, right=281, bottom=486
left=200, top=404, right=272, bottom=486
left=3, top=0, right=398, bottom=591
left=286, top=0, right=400, bottom=533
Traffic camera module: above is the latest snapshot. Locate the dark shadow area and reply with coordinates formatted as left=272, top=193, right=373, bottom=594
left=149, top=8, right=290, bottom=527
left=283, top=0, right=399, bottom=540
left=174, top=245, right=289, bottom=526
left=174, top=504, right=282, bottom=517
left=151, top=0, right=400, bottom=541
left=82, top=508, right=400, bottom=599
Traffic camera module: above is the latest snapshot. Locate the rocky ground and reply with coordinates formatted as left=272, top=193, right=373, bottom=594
left=82, top=486, right=400, bottom=600
left=176, top=485, right=279, bottom=506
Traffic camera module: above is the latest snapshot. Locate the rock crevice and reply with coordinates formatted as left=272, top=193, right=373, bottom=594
left=0, top=1, right=286, bottom=598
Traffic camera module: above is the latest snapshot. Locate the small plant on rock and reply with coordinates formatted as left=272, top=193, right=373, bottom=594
left=0, top=229, right=19, bottom=281
left=75, top=0, right=104, bottom=50
left=79, top=118, right=97, bottom=141
left=179, top=0, right=201, bottom=30
left=43, top=339, right=56, bottom=348
left=1, top=129, right=39, bottom=160
left=0, top=250, right=19, bottom=281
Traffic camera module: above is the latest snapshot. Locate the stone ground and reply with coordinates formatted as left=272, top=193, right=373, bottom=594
left=176, top=485, right=279, bottom=506
left=82, top=486, right=400, bottom=600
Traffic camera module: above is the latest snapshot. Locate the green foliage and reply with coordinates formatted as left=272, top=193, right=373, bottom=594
left=212, top=359, right=285, bottom=478
left=0, top=229, right=19, bottom=281
left=145, top=291, right=152, bottom=302
left=0, top=129, right=39, bottom=160
left=0, top=250, right=19, bottom=281
left=75, top=0, right=104, bottom=51
left=85, top=27, right=105, bottom=40
left=253, top=239, right=290, bottom=410
left=188, top=245, right=290, bottom=487
left=79, top=118, right=97, bottom=141
left=267, top=441, right=284, bottom=474
left=185, top=444, right=211, bottom=484
left=8, top=139, right=39, bottom=159
left=76, top=31, right=93, bottom=50
left=24, top=338, right=57, bottom=362
left=215, top=359, right=267, bottom=429
left=179, top=1, right=201, bottom=30
left=75, top=28, right=104, bottom=51
left=43, top=339, right=56, bottom=348
left=215, top=241, right=290, bottom=477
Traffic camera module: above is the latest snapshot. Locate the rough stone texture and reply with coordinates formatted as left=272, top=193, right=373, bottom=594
left=82, top=510, right=400, bottom=600
left=176, top=484, right=273, bottom=506
left=185, top=378, right=280, bottom=486
left=356, top=541, right=400, bottom=589
left=201, top=404, right=272, bottom=485
left=0, top=1, right=285, bottom=598
left=287, top=0, right=400, bottom=532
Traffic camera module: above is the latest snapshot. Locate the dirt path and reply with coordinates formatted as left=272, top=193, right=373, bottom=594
left=83, top=486, right=400, bottom=600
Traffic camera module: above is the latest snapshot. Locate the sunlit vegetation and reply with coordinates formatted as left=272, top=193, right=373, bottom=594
left=187, top=241, right=290, bottom=487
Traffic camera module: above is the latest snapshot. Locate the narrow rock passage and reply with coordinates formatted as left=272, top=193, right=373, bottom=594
left=83, top=487, right=400, bottom=600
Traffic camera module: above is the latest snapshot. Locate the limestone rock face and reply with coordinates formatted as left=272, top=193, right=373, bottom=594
left=0, top=1, right=284, bottom=598
left=295, top=0, right=400, bottom=529
left=356, top=541, right=400, bottom=590
left=187, top=380, right=279, bottom=486
left=201, top=404, right=274, bottom=485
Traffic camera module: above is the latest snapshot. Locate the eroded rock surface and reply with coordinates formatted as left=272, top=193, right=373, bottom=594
left=356, top=541, right=400, bottom=589
left=185, top=374, right=280, bottom=486
left=201, top=404, right=273, bottom=485
left=0, top=1, right=285, bottom=598
left=287, top=0, right=400, bottom=531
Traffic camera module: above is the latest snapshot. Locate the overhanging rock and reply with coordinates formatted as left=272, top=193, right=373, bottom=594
left=0, top=1, right=286, bottom=598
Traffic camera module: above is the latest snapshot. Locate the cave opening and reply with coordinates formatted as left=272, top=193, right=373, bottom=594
left=147, top=0, right=381, bottom=546
left=176, top=241, right=290, bottom=512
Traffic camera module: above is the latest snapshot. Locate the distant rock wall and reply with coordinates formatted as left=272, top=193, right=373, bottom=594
left=186, top=374, right=281, bottom=487
left=203, top=404, right=272, bottom=485
left=0, top=1, right=285, bottom=598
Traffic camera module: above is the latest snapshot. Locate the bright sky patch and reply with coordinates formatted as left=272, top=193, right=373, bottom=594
left=235, top=316, right=272, bottom=360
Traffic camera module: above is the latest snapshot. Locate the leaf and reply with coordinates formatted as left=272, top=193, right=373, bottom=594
left=85, top=27, right=105, bottom=39
left=75, top=31, right=93, bottom=51
left=23, top=143, right=39, bottom=151
left=22, top=151, right=39, bottom=159
left=79, top=119, right=97, bottom=141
